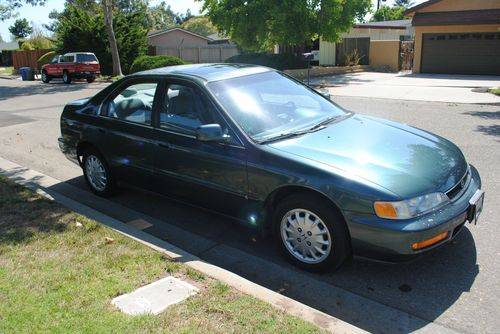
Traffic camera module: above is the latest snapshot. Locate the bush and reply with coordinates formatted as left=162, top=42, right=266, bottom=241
left=129, top=55, right=186, bottom=73
left=37, top=51, right=56, bottom=70
left=225, top=53, right=308, bottom=71
left=0, top=50, right=13, bottom=66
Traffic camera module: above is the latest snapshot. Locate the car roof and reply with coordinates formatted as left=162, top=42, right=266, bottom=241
left=134, top=63, right=273, bottom=82
left=64, top=52, right=96, bottom=56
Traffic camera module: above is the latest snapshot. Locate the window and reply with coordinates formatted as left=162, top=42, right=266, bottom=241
left=50, top=56, right=59, bottom=64
left=107, top=82, right=158, bottom=125
left=76, top=53, right=98, bottom=63
left=60, top=55, right=74, bottom=63
left=160, top=84, right=216, bottom=133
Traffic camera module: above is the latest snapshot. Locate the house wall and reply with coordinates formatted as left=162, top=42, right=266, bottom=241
left=319, top=27, right=410, bottom=66
left=417, top=0, right=500, bottom=13
left=369, top=40, right=400, bottom=72
left=413, top=24, right=500, bottom=72
left=148, top=30, right=209, bottom=49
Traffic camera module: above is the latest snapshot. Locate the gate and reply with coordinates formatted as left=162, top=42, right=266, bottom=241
left=399, top=40, right=414, bottom=71
left=335, top=38, right=370, bottom=66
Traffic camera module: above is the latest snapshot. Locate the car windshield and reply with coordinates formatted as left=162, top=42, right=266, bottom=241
left=76, top=54, right=98, bottom=63
left=207, top=71, right=346, bottom=142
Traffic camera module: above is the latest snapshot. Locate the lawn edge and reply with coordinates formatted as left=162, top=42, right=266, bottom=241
left=0, top=156, right=364, bottom=334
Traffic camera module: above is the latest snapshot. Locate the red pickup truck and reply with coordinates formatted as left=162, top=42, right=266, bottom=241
left=41, top=52, right=100, bottom=84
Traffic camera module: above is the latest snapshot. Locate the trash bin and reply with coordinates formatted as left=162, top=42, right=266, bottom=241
left=20, top=67, right=29, bottom=81
left=26, top=68, right=35, bottom=81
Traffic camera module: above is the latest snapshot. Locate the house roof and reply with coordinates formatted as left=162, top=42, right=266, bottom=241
left=0, top=41, right=19, bottom=51
left=354, top=19, right=412, bottom=30
left=404, top=0, right=444, bottom=16
left=412, top=9, right=500, bottom=26
left=147, top=27, right=212, bottom=41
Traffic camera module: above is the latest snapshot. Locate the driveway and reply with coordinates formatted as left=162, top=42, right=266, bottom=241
left=311, top=72, right=500, bottom=104
left=1, top=78, right=499, bottom=333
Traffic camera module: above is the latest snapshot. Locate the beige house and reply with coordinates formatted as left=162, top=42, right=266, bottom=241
left=319, top=20, right=414, bottom=66
left=405, top=0, right=500, bottom=75
left=147, top=27, right=239, bottom=63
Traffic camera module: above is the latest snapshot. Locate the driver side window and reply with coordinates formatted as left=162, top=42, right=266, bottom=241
left=106, top=82, right=158, bottom=125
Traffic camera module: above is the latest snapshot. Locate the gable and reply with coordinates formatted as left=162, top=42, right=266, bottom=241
left=406, top=0, right=500, bottom=16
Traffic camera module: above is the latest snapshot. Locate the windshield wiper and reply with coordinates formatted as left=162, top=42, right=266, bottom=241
left=308, top=115, right=343, bottom=132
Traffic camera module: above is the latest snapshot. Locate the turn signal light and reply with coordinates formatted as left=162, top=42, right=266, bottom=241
left=412, top=231, right=449, bottom=250
left=374, top=202, right=398, bottom=218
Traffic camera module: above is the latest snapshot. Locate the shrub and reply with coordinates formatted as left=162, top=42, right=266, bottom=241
left=37, top=51, right=56, bottom=70
left=225, top=53, right=308, bottom=71
left=0, top=50, right=13, bottom=66
left=129, top=55, right=186, bottom=73
left=344, top=49, right=363, bottom=67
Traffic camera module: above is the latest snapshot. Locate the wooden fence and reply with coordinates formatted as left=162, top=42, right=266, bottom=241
left=335, top=38, right=370, bottom=66
left=155, top=45, right=239, bottom=63
left=12, top=49, right=52, bottom=69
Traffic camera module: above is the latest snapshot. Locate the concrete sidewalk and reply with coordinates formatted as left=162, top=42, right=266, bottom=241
left=311, top=72, right=500, bottom=104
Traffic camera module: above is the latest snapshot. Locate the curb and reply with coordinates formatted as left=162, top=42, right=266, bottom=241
left=0, top=156, right=365, bottom=334
left=0, top=75, right=18, bottom=80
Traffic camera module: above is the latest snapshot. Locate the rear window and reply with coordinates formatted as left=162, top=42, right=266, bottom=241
left=76, top=54, right=98, bottom=63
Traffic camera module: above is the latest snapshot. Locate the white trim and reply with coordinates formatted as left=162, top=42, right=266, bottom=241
left=148, top=27, right=213, bottom=41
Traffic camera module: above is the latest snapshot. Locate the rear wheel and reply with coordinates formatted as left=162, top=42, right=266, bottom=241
left=82, top=149, right=115, bottom=197
left=273, top=193, right=350, bottom=272
left=41, top=70, right=51, bottom=83
left=62, top=71, right=72, bottom=84
left=86, top=76, right=95, bottom=83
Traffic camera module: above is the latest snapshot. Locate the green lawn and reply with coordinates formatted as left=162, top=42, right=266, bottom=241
left=489, top=87, right=500, bottom=96
left=0, top=176, right=322, bottom=333
left=0, top=66, right=14, bottom=75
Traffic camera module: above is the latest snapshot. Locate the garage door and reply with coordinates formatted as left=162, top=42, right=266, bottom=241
left=421, top=33, right=500, bottom=75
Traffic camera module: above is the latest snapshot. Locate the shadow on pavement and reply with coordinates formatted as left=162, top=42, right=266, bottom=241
left=399, top=73, right=500, bottom=82
left=44, top=174, right=478, bottom=333
left=0, top=81, right=99, bottom=101
left=463, top=110, right=500, bottom=139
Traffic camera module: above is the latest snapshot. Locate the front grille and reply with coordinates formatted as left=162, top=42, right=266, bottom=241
left=446, top=168, right=471, bottom=200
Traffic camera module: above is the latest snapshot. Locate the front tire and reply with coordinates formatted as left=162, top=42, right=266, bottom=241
left=41, top=70, right=51, bottom=83
left=62, top=71, right=72, bottom=84
left=82, top=149, right=115, bottom=197
left=273, top=193, right=351, bottom=272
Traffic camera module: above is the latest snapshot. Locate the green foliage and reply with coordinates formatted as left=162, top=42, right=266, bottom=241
left=371, top=5, right=407, bottom=22
left=54, top=4, right=148, bottom=75
left=0, top=50, right=13, bottom=66
left=145, top=1, right=177, bottom=31
left=181, top=16, right=217, bottom=37
left=36, top=51, right=56, bottom=70
left=1, top=0, right=45, bottom=22
left=8, top=18, right=33, bottom=39
left=344, top=49, right=363, bottom=67
left=129, top=55, right=186, bottom=73
left=394, top=0, right=415, bottom=8
left=203, top=0, right=371, bottom=52
left=225, top=53, right=308, bottom=71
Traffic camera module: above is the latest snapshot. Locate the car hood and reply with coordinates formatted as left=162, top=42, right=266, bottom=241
left=268, top=114, right=468, bottom=198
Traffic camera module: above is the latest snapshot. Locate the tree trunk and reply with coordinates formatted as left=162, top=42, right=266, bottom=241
left=102, top=0, right=122, bottom=76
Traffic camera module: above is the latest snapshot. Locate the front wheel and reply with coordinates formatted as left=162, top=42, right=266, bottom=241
left=273, top=193, right=351, bottom=272
left=82, top=150, right=115, bottom=197
left=62, top=71, right=72, bottom=84
left=41, top=70, right=51, bottom=83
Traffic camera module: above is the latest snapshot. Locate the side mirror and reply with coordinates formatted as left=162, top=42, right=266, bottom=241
left=196, top=124, right=231, bottom=143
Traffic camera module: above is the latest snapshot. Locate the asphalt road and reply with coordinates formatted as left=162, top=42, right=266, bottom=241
left=1, top=78, right=499, bottom=333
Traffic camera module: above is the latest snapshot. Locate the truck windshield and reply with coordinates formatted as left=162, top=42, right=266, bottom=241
left=76, top=54, right=98, bottom=63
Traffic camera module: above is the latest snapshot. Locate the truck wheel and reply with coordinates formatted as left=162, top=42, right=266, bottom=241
left=62, top=71, right=72, bottom=84
left=86, top=77, right=95, bottom=83
left=41, top=70, right=51, bottom=83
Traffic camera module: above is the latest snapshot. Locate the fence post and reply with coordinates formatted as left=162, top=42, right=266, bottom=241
left=197, top=47, right=201, bottom=64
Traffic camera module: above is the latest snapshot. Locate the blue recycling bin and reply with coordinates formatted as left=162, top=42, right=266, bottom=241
left=20, top=67, right=29, bottom=81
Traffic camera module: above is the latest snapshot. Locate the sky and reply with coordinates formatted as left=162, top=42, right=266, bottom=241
left=0, top=0, right=426, bottom=42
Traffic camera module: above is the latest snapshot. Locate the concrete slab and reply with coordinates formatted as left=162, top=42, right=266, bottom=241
left=311, top=72, right=500, bottom=104
left=111, top=276, right=198, bottom=315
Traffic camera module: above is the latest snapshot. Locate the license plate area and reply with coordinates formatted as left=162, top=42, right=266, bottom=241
left=468, top=190, right=484, bottom=225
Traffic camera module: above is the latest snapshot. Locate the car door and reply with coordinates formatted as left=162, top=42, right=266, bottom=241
left=152, top=79, right=249, bottom=218
left=96, top=77, right=162, bottom=188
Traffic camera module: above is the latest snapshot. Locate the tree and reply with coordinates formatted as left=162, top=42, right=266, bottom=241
left=393, top=0, right=415, bottom=8
left=371, top=5, right=407, bottom=22
left=202, top=0, right=371, bottom=52
left=9, top=18, right=33, bottom=39
left=174, top=8, right=193, bottom=25
left=181, top=16, right=216, bottom=37
left=145, top=1, right=177, bottom=31
left=1, top=0, right=43, bottom=21
left=102, top=0, right=122, bottom=76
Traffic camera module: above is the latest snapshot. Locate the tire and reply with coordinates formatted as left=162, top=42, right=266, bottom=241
left=62, top=71, right=72, bottom=84
left=86, top=76, right=95, bottom=83
left=41, top=70, right=51, bottom=83
left=272, top=193, right=351, bottom=272
left=82, top=149, right=116, bottom=197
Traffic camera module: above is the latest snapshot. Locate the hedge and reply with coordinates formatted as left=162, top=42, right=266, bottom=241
left=129, top=55, right=186, bottom=73
left=37, top=51, right=57, bottom=70
left=225, top=53, right=309, bottom=71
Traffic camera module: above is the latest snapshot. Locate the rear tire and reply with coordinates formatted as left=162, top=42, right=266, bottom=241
left=86, top=76, right=95, bottom=83
left=62, top=71, right=72, bottom=84
left=82, top=149, right=116, bottom=197
left=272, top=193, right=350, bottom=272
left=41, top=70, right=51, bottom=83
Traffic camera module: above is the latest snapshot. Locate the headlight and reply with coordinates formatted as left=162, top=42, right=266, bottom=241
left=374, top=192, right=449, bottom=220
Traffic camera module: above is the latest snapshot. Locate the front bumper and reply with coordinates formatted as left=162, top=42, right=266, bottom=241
left=346, top=165, right=482, bottom=262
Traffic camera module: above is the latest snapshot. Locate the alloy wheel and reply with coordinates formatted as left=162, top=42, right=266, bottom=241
left=84, top=155, right=107, bottom=192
